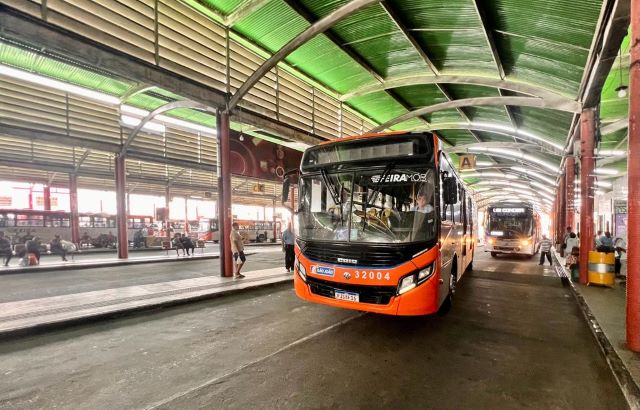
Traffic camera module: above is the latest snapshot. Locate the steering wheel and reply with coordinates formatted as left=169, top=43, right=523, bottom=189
left=354, top=210, right=395, bottom=237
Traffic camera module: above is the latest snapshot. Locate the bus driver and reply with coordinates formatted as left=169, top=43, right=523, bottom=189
left=412, top=184, right=434, bottom=214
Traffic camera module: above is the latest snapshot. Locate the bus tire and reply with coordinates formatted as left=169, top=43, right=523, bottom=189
left=257, top=234, right=266, bottom=243
left=490, top=252, right=497, bottom=257
left=438, top=259, right=457, bottom=316
left=466, top=260, right=473, bottom=272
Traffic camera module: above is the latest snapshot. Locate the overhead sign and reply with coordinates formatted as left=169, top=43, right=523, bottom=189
left=492, top=208, right=525, bottom=213
left=459, top=154, right=476, bottom=170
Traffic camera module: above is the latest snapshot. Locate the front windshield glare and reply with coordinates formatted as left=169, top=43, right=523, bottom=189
left=298, top=168, right=436, bottom=243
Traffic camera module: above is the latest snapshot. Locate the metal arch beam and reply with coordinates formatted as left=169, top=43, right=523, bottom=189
left=227, top=0, right=380, bottom=112
left=73, top=149, right=92, bottom=173
left=472, top=0, right=505, bottom=80
left=340, top=75, right=574, bottom=102
left=167, top=168, right=187, bottom=187
left=445, top=142, right=561, bottom=156
left=424, top=122, right=564, bottom=153
left=371, top=96, right=582, bottom=132
left=380, top=1, right=438, bottom=75
left=119, top=84, right=155, bottom=103
left=121, top=100, right=216, bottom=156
left=601, top=118, right=629, bottom=135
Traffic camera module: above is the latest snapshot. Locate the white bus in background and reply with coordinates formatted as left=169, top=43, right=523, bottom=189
left=484, top=202, right=541, bottom=258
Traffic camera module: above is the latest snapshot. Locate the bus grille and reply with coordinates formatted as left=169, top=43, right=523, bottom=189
left=298, top=240, right=427, bottom=268
left=307, top=276, right=396, bottom=305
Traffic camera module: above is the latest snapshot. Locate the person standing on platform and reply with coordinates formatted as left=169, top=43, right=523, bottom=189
left=565, top=232, right=579, bottom=255
left=282, top=223, right=295, bottom=273
left=614, top=236, right=627, bottom=278
left=561, top=227, right=572, bottom=257
left=230, top=222, right=246, bottom=278
left=0, top=232, right=12, bottom=267
left=539, top=235, right=553, bottom=266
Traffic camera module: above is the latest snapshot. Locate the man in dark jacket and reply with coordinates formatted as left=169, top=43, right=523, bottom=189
left=0, top=231, right=12, bottom=267
left=181, top=234, right=195, bottom=256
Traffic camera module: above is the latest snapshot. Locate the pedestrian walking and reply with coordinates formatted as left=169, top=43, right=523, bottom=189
left=539, top=234, right=553, bottom=266
left=230, top=222, right=246, bottom=278
left=282, top=222, right=295, bottom=273
left=0, top=231, right=13, bottom=267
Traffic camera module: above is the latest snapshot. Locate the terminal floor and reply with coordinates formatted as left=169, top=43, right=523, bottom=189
left=0, top=248, right=283, bottom=303
left=0, top=252, right=625, bottom=409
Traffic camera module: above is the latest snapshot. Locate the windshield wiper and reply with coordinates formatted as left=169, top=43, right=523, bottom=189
left=365, top=162, right=395, bottom=211
left=320, top=169, right=341, bottom=206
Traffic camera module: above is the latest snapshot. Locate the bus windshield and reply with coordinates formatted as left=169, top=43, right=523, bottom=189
left=298, top=167, right=436, bottom=244
left=488, top=214, right=533, bottom=238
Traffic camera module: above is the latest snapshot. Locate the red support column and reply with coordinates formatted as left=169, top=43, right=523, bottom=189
left=556, top=172, right=566, bottom=245
left=216, top=111, right=233, bottom=277
left=115, top=155, right=129, bottom=259
left=165, top=186, right=171, bottom=238
left=627, top=0, right=640, bottom=352
left=43, top=186, right=51, bottom=211
left=565, top=156, right=575, bottom=231
left=69, top=174, right=80, bottom=244
left=272, top=199, right=277, bottom=243
left=579, top=109, right=596, bottom=285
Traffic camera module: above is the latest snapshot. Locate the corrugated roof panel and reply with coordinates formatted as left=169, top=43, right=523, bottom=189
left=392, top=84, right=447, bottom=109
left=425, top=109, right=465, bottom=124
left=437, top=129, right=479, bottom=146
left=411, top=31, right=496, bottom=73
left=346, top=91, right=407, bottom=125
left=234, top=0, right=308, bottom=51
left=346, top=32, right=429, bottom=78
left=389, top=0, right=483, bottom=30
left=286, top=35, right=375, bottom=94
left=513, top=107, right=574, bottom=145
left=482, top=0, right=602, bottom=49
left=465, top=106, right=512, bottom=125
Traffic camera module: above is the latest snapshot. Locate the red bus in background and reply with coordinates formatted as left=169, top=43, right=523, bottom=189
left=196, top=218, right=281, bottom=243
left=0, top=209, right=154, bottom=246
left=283, top=131, right=476, bottom=316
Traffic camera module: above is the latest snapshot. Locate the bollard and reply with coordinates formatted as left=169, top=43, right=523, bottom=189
left=588, top=251, right=615, bottom=287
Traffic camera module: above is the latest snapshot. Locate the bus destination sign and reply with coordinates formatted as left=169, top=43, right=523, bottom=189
left=492, top=207, right=525, bottom=213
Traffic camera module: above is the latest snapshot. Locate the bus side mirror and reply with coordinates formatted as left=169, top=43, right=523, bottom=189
left=443, top=177, right=458, bottom=205
left=282, top=176, right=291, bottom=204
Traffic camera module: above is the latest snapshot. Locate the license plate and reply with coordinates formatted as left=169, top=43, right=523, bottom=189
left=334, top=290, right=359, bottom=302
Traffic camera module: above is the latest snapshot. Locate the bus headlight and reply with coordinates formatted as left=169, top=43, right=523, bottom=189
left=398, top=275, right=417, bottom=295
left=487, top=238, right=495, bottom=244
left=521, top=239, right=530, bottom=246
left=296, top=259, right=307, bottom=282
left=417, top=264, right=434, bottom=283
left=398, top=264, right=434, bottom=295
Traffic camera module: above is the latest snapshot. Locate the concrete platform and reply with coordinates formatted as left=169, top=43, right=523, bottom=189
left=0, top=266, right=292, bottom=338
left=0, top=243, right=279, bottom=274
left=553, top=251, right=640, bottom=408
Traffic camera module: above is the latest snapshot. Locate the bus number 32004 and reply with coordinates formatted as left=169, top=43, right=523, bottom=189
left=354, top=271, right=391, bottom=281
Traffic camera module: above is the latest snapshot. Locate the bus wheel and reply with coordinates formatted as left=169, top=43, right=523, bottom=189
left=490, top=252, right=497, bottom=257
left=257, top=234, right=266, bottom=243
left=465, top=260, right=473, bottom=272
left=438, top=261, right=457, bottom=316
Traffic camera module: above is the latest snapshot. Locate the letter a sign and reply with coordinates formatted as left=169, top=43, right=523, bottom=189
left=459, top=155, right=476, bottom=170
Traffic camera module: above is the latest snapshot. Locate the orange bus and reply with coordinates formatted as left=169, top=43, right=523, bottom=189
left=283, top=132, right=476, bottom=316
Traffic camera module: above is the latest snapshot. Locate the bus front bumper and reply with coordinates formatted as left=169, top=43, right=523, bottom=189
left=293, top=269, right=441, bottom=316
left=486, top=242, right=534, bottom=255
